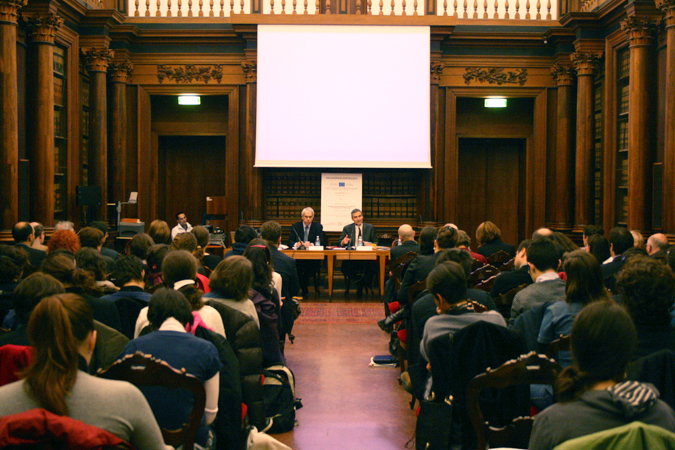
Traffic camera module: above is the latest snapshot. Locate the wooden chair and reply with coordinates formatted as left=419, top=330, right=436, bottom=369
left=474, top=274, right=498, bottom=292
left=493, top=283, right=528, bottom=319
left=203, top=265, right=213, bottom=277
left=0, top=327, right=10, bottom=336
left=469, top=265, right=500, bottom=288
left=145, top=283, right=164, bottom=294
left=486, top=250, right=513, bottom=269
left=467, top=352, right=563, bottom=450
left=545, top=334, right=571, bottom=360
left=471, top=258, right=485, bottom=272
left=390, top=251, right=418, bottom=290
left=407, top=279, right=427, bottom=308
left=97, top=352, right=206, bottom=450
left=499, top=258, right=515, bottom=272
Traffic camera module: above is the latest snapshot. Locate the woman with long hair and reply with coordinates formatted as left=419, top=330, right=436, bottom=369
left=148, top=220, right=172, bottom=245
left=587, top=234, right=611, bottom=264
left=529, top=301, right=675, bottom=449
left=243, top=240, right=284, bottom=367
left=203, top=255, right=259, bottom=327
left=0, top=294, right=167, bottom=449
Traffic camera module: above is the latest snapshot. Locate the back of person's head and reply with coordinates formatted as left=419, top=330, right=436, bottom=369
left=398, top=224, right=415, bottom=242
left=41, top=251, right=94, bottom=290
left=12, top=222, right=33, bottom=243
left=427, top=261, right=467, bottom=305
left=532, top=228, right=554, bottom=241
left=609, top=227, right=634, bottom=255
left=192, top=225, right=210, bottom=248
left=436, top=248, right=473, bottom=280
left=475, top=221, right=500, bottom=246
left=32, top=222, right=45, bottom=239
left=552, top=232, right=579, bottom=255
left=517, top=239, right=532, bottom=253
left=146, top=244, right=169, bottom=275
left=418, top=226, right=437, bottom=255
left=630, top=230, right=645, bottom=249
left=622, top=247, right=649, bottom=262
left=526, top=238, right=560, bottom=272
left=77, top=227, right=104, bottom=249
left=583, top=225, right=604, bottom=239
left=90, top=221, right=109, bottom=237
left=148, top=220, right=172, bottom=245
left=0, top=244, right=29, bottom=283
left=162, top=250, right=198, bottom=287
left=260, top=221, right=282, bottom=245
left=587, top=234, right=610, bottom=263
left=23, top=293, right=94, bottom=416
left=563, top=250, right=608, bottom=306
left=244, top=239, right=274, bottom=297
left=456, top=230, right=471, bottom=248
left=47, top=230, right=80, bottom=254
left=616, top=256, right=675, bottom=327
left=129, top=233, right=154, bottom=259
left=147, top=287, right=193, bottom=328
left=556, top=301, right=636, bottom=402
left=12, top=272, right=65, bottom=324
left=54, top=221, right=75, bottom=231
left=110, top=255, right=145, bottom=287
left=436, top=225, right=458, bottom=250
left=209, top=255, right=253, bottom=301
left=234, top=225, right=258, bottom=245
left=75, top=247, right=107, bottom=281
left=171, top=232, right=203, bottom=261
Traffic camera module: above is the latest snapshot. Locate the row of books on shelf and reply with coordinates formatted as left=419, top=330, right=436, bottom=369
left=265, top=199, right=318, bottom=217
left=363, top=177, right=417, bottom=196
left=617, top=158, right=629, bottom=186
left=267, top=175, right=320, bottom=195
left=54, top=76, right=64, bottom=106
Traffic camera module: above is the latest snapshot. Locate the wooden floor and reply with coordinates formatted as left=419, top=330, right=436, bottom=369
left=271, top=299, right=418, bottom=450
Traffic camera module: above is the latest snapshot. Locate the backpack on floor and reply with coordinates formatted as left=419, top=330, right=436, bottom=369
left=263, top=365, right=303, bottom=433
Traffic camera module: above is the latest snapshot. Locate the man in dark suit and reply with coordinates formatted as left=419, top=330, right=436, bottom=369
left=287, top=207, right=326, bottom=297
left=490, top=239, right=534, bottom=300
left=261, top=220, right=300, bottom=342
left=12, top=222, right=46, bottom=270
left=602, top=227, right=634, bottom=292
left=339, top=209, right=378, bottom=298
left=389, top=224, right=420, bottom=261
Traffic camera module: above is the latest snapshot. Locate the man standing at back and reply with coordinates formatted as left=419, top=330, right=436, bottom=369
left=339, top=209, right=378, bottom=298
left=171, top=212, right=193, bottom=240
left=287, top=207, right=325, bottom=298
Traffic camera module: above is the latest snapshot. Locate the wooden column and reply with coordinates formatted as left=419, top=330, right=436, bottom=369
left=82, top=48, right=113, bottom=221
left=657, top=0, right=675, bottom=233
left=622, top=17, right=656, bottom=231
left=0, top=0, right=26, bottom=229
left=242, top=60, right=262, bottom=222
left=571, top=52, right=600, bottom=229
left=430, top=61, right=444, bottom=223
left=551, top=64, right=575, bottom=230
left=108, top=60, right=132, bottom=209
left=25, top=13, right=62, bottom=224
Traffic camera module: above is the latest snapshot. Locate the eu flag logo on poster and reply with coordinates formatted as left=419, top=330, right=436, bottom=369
left=339, top=183, right=345, bottom=187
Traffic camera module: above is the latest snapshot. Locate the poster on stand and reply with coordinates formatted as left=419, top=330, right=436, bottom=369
left=321, top=173, right=362, bottom=232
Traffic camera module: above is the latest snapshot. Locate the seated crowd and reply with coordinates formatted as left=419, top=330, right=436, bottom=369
left=0, top=219, right=300, bottom=450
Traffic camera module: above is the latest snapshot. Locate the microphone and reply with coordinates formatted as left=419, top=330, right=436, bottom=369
left=292, top=226, right=306, bottom=250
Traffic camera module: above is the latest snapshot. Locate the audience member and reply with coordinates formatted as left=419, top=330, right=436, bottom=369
left=101, top=255, right=151, bottom=304
left=475, top=221, right=515, bottom=258
left=646, top=233, right=669, bottom=261
left=12, top=222, right=45, bottom=269
left=490, top=239, right=533, bottom=299
left=171, top=211, right=193, bottom=240
left=47, top=229, right=80, bottom=255
left=528, top=301, right=675, bottom=450
left=616, top=256, right=675, bottom=359
left=339, top=209, right=378, bottom=298
left=630, top=229, right=645, bottom=249
left=0, top=294, right=168, bottom=450
left=532, top=227, right=554, bottom=240
left=552, top=231, right=579, bottom=255
left=171, top=233, right=210, bottom=290
left=456, top=230, right=487, bottom=264
left=193, top=225, right=222, bottom=271
left=244, top=241, right=284, bottom=367
left=148, top=219, right=172, bottom=245
left=417, top=226, right=437, bottom=256
left=509, top=239, right=565, bottom=324
left=91, top=221, right=119, bottom=261
left=75, top=247, right=116, bottom=293
left=78, top=227, right=115, bottom=274
left=0, top=246, right=29, bottom=318
left=390, top=224, right=420, bottom=261
left=29, top=222, right=48, bottom=252
left=581, top=225, right=604, bottom=251
left=587, top=234, right=611, bottom=264
left=203, top=256, right=259, bottom=327
left=120, top=288, right=221, bottom=450
left=128, top=233, right=154, bottom=262
left=145, top=244, right=169, bottom=288
left=54, top=221, right=75, bottom=231
left=224, top=225, right=258, bottom=259
left=601, top=227, right=634, bottom=292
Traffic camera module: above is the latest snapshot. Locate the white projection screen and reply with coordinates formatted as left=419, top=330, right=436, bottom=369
left=255, top=25, right=431, bottom=169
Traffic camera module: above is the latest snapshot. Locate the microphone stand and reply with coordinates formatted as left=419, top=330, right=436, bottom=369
left=293, top=226, right=306, bottom=250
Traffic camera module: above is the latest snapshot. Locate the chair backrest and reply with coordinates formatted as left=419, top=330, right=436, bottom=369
left=499, top=258, right=515, bottom=272
left=469, top=265, right=500, bottom=288
left=97, top=352, right=206, bottom=450
left=407, top=279, right=427, bottom=307
left=389, top=251, right=418, bottom=290
left=486, top=250, right=513, bottom=268
left=493, top=283, right=528, bottom=319
left=627, top=349, right=675, bottom=412
left=145, top=283, right=164, bottom=294
left=471, top=258, right=485, bottom=272
left=546, top=334, right=571, bottom=359
left=467, top=352, right=562, bottom=450
left=474, top=274, right=498, bottom=292
left=0, top=327, right=10, bottom=336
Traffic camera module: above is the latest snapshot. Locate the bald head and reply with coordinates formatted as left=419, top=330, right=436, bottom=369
left=398, top=224, right=415, bottom=243
left=532, top=228, right=553, bottom=240
left=647, top=233, right=669, bottom=255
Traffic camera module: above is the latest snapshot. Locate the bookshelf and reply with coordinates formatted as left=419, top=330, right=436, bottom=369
left=80, top=61, right=90, bottom=186
left=53, top=45, right=67, bottom=221
left=262, top=169, right=421, bottom=221
left=615, top=46, right=629, bottom=226
left=593, top=66, right=604, bottom=225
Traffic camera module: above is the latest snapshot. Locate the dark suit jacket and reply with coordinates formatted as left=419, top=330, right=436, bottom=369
left=490, top=264, right=533, bottom=298
left=287, top=221, right=325, bottom=248
left=390, top=240, right=420, bottom=262
left=476, top=238, right=516, bottom=258
left=396, top=252, right=439, bottom=304
left=601, top=255, right=625, bottom=292
left=339, top=222, right=377, bottom=247
left=269, top=246, right=300, bottom=300
left=15, top=243, right=46, bottom=269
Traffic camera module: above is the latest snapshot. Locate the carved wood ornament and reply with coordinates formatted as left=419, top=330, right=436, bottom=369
left=23, top=13, right=63, bottom=43
left=242, top=60, right=256, bottom=82
left=551, top=64, right=575, bottom=86
left=0, top=0, right=27, bottom=24
left=157, top=64, right=223, bottom=84
left=431, top=62, right=444, bottom=84
left=463, top=67, right=527, bottom=85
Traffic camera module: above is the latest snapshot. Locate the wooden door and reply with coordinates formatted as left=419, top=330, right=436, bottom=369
left=457, top=138, right=526, bottom=249
left=158, top=135, right=227, bottom=228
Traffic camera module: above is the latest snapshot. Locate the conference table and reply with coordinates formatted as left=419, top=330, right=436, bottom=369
left=282, top=248, right=391, bottom=298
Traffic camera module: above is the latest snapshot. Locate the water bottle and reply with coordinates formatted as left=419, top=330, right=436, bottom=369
left=357, top=235, right=363, bottom=247
left=397, top=237, right=402, bottom=246
left=315, top=236, right=320, bottom=246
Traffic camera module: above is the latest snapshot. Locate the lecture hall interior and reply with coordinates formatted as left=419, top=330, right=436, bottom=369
left=0, top=0, right=674, bottom=246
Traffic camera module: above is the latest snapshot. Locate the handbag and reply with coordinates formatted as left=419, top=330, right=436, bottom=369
left=415, top=395, right=453, bottom=450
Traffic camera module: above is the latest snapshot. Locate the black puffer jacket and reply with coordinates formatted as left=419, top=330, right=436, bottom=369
left=206, top=300, right=266, bottom=430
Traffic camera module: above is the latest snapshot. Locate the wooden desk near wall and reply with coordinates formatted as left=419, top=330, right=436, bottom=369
left=282, top=248, right=390, bottom=298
